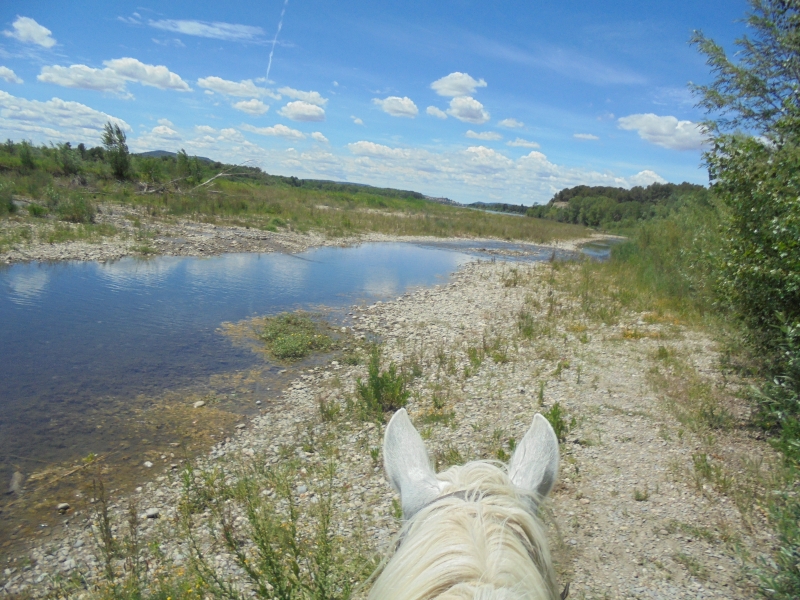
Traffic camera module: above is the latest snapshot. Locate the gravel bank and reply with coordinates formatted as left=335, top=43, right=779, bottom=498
left=2, top=259, right=774, bottom=599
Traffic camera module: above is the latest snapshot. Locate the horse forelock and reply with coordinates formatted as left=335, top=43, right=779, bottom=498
left=368, top=461, right=559, bottom=600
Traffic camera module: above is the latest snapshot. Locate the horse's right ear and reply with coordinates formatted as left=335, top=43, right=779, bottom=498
left=383, top=408, right=444, bottom=519
left=508, top=413, right=560, bottom=502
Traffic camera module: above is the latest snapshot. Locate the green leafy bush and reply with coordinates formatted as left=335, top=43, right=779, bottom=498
left=356, top=346, right=409, bottom=420
left=260, top=312, right=333, bottom=360
left=56, top=195, right=96, bottom=223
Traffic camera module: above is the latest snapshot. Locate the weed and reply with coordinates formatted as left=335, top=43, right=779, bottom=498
left=355, top=346, right=409, bottom=421
left=369, top=447, right=380, bottom=466
left=435, top=443, right=465, bottom=469
left=538, top=381, right=545, bottom=406
left=633, top=486, right=649, bottom=501
left=543, top=402, right=571, bottom=442
left=318, top=395, right=340, bottom=422
left=673, top=552, right=708, bottom=580
left=260, top=312, right=334, bottom=360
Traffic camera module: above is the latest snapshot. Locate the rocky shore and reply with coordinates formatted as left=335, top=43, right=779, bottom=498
left=1, top=203, right=593, bottom=265
left=1, top=258, right=776, bottom=599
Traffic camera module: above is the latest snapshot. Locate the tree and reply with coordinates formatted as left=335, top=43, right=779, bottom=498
left=101, top=121, right=131, bottom=179
left=690, top=0, right=800, bottom=143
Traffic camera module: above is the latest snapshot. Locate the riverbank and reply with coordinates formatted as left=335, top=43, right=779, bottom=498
left=3, top=258, right=779, bottom=598
left=1, top=202, right=601, bottom=265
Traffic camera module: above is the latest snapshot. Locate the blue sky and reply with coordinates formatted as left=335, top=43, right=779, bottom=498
left=0, top=1, right=747, bottom=204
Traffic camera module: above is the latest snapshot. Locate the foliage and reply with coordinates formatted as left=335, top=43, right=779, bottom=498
left=260, top=312, right=334, bottom=360
left=102, top=122, right=131, bottom=180
left=690, top=0, right=800, bottom=142
left=180, top=457, right=372, bottom=599
left=542, top=402, right=571, bottom=443
left=527, top=181, right=709, bottom=230
left=355, top=346, right=409, bottom=420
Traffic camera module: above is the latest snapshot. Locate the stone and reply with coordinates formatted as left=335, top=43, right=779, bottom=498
left=143, top=461, right=154, bottom=468
left=145, top=508, right=160, bottom=519
left=9, top=471, right=24, bottom=495
left=57, top=503, right=70, bottom=514
left=193, top=400, right=206, bottom=408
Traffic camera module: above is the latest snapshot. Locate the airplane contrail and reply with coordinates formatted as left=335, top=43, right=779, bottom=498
left=266, top=0, right=289, bottom=83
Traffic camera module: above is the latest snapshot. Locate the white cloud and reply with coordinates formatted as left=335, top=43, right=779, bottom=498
left=194, top=125, right=216, bottom=134
left=498, top=118, right=524, bottom=129
left=348, top=141, right=417, bottom=159
left=373, top=96, right=418, bottom=118
left=3, top=16, right=56, bottom=48
left=157, top=118, right=174, bottom=127
left=0, top=67, right=22, bottom=84
left=197, top=76, right=280, bottom=99
left=150, top=125, right=181, bottom=139
left=507, top=138, right=540, bottom=148
left=446, top=96, right=490, bottom=124
left=242, top=123, right=305, bottom=140
left=466, top=130, right=502, bottom=141
left=277, top=87, right=327, bottom=106
left=38, top=59, right=190, bottom=94
left=351, top=116, right=364, bottom=125
left=617, top=113, right=707, bottom=151
left=103, top=58, right=191, bottom=91
left=149, top=19, right=264, bottom=42
left=311, top=131, right=328, bottom=143
left=233, top=99, right=269, bottom=115
left=574, top=133, right=599, bottom=141
left=431, top=72, right=487, bottom=97
left=426, top=106, right=447, bottom=119
left=38, top=65, right=127, bottom=93
left=0, top=90, right=129, bottom=145
left=278, top=101, right=325, bottom=122
left=627, top=170, right=667, bottom=186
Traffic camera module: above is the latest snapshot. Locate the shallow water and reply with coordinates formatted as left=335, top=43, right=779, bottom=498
left=0, top=240, right=586, bottom=550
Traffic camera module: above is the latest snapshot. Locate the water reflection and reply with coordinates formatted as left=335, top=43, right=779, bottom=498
left=5, top=268, right=49, bottom=305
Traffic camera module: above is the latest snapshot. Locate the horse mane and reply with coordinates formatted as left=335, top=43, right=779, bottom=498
left=368, top=460, right=558, bottom=600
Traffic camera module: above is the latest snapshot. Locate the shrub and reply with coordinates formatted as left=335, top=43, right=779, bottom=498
left=56, top=195, right=96, bottom=223
left=356, top=346, right=409, bottom=420
left=260, top=312, right=333, bottom=360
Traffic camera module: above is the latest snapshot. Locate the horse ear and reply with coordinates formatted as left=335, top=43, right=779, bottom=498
left=508, top=413, right=560, bottom=501
left=383, top=408, right=444, bottom=519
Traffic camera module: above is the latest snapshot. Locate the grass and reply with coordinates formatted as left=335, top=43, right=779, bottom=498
left=542, top=402, right=573, bottom=443
left=259, top=312, right=335, bottom=360
left=354, top=345, right=409, bottom=421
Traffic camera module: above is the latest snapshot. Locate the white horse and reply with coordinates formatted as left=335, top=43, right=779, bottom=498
left=369, top=409, right=565, bottom=600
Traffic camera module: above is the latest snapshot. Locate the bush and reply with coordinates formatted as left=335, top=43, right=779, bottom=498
left=260, top=312, right=333, bottom=360
left=355, top=346, right=409, bottom=420
left=56, top=195, right=96, bottom=223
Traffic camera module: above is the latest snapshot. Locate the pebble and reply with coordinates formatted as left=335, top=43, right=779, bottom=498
left=193, top=400, right=206, bottom=408
left=56, top=503, right=70, bottom=514
left=145, top=508, right=160, bottom=519
left=143, top=461, right=153, bottom=468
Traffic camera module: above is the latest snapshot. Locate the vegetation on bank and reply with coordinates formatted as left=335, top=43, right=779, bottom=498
left=526, top=181, right=710, bottom=231
left=259, top=312, right=336, bottom=361
left=0, top=128, right=588, bottom=249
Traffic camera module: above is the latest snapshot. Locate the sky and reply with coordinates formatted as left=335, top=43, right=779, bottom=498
left=0, top=1, right=749, bottom=204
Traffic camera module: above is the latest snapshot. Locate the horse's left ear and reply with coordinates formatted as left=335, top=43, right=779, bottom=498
left=508, top=413, right=560, bottom=501
left=383, top=409, right=445, bottom=519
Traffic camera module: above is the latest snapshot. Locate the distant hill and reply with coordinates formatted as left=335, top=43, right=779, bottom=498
left=135, top=150, right=215, bottom=163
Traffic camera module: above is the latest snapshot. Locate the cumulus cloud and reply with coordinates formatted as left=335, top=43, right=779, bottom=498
left=507, top=138, right=540, bottom=148
left=0, top=90, right=129, bottom=144
left=197, top=76, right=280, bottom=99
left=426, top=106, right=447, bottom=119
left=103, top=58, right=191, bottom=91
left=431, top=72, right=487, bottom=97
left=3, top=16, right=56, bottom=48
left=38, top=65, right=127, bottom=93
left=446, top=96, right=490, bottom=124
left=242, top=123, right=305, bottom=140
left=149, top=19, right=265, bottom=42
left=278, top=101, right=325, bottom=122
left=574, top=133, right=599, bottom=141
left=277, top=87, right=327, bottom=106
left=351, top=116, right=364, bottom=125
left=311, top=131, right=328, bottom=143
left=157, top=118, right=174, bottom=127
left=373, top=96, right=418, bottom=118
left=348, top=141, right=416, bottom=159
left=0, top=67, right=23, bottom=84
left=617, top=113, right=707, bottom=151
left=466, top=130, right=502, bottom=141
left=498, top=118, right=524, bottom=129
left=150, top=125, right=181, bottom=139
left=627, top=169, right=667, bottom=186
left=233, top=99, right=269, bottom=115
left=38, top=59, right=190, bottom=94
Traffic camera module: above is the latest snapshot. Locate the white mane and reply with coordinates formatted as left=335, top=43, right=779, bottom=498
left=369, top=409, right=562, bottom=600
left=368, top=460, right=558, bottom=600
